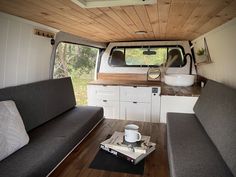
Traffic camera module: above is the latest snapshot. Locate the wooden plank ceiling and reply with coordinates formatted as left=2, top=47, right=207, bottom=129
left=0, top=0, right=236, bottom=42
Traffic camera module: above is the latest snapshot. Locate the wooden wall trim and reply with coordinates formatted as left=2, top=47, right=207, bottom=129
left=98, top=73, right=147, bottom=81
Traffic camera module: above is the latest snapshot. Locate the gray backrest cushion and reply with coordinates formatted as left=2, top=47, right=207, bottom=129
left=194, top=80, right=236, bottom=176
left=0, top=77, right=76, bottom=131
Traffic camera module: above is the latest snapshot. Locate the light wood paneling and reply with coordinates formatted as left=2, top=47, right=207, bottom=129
left=98, top=72, right=147, bottom=81
left=0, top=0, right=236, bottom=42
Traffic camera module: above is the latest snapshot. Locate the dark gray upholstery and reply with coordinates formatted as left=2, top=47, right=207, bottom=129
left=0, top=78, right=104, bottom=177
left=0, top=77, right=76, bottom=131
left=194, top=80, right=236, bottom=176
left=167, top=113, right=233, bottom=177
left=0, top=106, right=103, bottom=177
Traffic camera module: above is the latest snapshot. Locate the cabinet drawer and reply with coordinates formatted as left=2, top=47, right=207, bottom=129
left=88, top=85, right=119, bottom=101
left=120, top=86, right=151, bottom=102
left=91, top=100, right=120, bottom=119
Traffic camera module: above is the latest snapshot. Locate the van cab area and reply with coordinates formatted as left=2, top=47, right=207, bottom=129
left=0, top=1, right=235, bottom=177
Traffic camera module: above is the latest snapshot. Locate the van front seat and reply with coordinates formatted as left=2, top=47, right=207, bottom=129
left=109, top=50, right=126, bottom=66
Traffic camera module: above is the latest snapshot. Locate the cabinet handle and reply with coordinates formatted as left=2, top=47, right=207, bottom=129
left=133, top=102, right=137, bottom=104
left=103, top=100, right=107, bottom=102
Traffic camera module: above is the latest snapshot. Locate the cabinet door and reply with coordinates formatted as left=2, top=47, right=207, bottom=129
left=91, top=100, right=120, bottom=119
left=160, top=96, right=198, bottom=123
left=120, top=101, right=151, bottom=122
left=120, top=86, right=151, bottom=103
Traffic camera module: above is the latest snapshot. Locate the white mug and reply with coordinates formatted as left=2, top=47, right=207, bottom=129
left=124, top=124, right=142, bottom=143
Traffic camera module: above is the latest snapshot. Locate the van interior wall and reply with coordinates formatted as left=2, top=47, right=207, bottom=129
left=192, top=17, right=236, bottom=89
left=0, top=12, right=57, bottom=89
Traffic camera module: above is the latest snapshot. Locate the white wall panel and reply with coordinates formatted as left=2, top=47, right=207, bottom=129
left=192, top=18, right=236, bottom=89
left=4, top=21, right=21, bottom=87
left=0, top=17, right=8, bottom=88
left=0, top=12, right=58, bottom=88
left=16, top=24, right=32, bottom=85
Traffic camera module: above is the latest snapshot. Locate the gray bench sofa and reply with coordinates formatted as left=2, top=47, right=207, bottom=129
left=167, top=80, right=236, bottom=177
left=0, top=77, right=104, bottom=177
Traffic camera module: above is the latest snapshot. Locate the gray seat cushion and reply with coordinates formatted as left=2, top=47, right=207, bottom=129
left=0, top=106, right=103, bottom=177
left=167, top=113, right=233, bottom=177
left=0, top=77, right=76, bottom=131
left=194, top=80, right=236, bottom=176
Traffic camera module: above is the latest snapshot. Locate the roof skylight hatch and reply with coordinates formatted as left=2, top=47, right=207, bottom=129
left=71, top=0, right=156, bottom=8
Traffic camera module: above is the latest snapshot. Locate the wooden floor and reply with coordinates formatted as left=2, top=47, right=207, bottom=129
left=49, top=119, right=169, bottom=177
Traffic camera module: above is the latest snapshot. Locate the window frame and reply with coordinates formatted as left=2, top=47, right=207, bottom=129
left=108, top=45, right=186, bottom=67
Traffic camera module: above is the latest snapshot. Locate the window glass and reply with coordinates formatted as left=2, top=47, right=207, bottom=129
left=110, top=46, right=185, bottom=67
left=125, top=47, right=167, bottom=66
left=53, top=42, right=99, bottom=105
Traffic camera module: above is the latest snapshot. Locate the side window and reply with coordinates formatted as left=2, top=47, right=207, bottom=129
left=53, top=42, right=99, bottom=105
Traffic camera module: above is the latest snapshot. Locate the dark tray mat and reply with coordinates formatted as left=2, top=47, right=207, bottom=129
left=89, top=149, right=145, bottom=175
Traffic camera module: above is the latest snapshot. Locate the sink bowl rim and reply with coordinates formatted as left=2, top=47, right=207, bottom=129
left=164, top=74, right=195, bottom=87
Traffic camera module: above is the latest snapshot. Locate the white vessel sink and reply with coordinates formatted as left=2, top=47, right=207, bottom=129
left=164, top=74, right=195, bottom=87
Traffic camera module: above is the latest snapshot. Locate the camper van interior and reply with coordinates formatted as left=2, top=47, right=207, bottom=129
left=0, top=0, right=236, bottom=177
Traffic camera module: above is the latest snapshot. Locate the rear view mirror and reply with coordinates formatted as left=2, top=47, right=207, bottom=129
left=143, top=49, right=156, bottom=55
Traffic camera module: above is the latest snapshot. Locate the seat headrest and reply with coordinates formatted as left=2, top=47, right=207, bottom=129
left=167, top=49, right=183, bottom=67
left=109, top=50, right=126, bottom=66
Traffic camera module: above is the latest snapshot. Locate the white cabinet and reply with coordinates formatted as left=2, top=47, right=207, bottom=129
left=120, top=86, right=152, bottom=102
left=160, top=96, right=199, bottom=123
left=120, top=101, right=151, bottom=122
left=88, top=84, right=198, bottom=123
left=87, top=85, right=119, bottom=101
left=87, top=85, right=120, bottom=119
left=119, top=86, right=153, bottom=122
left=87, top=85, right=161, bottom=122
left=91, top=100, right=120, bottom=119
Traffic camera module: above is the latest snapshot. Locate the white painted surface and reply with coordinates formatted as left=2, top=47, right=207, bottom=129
left=92, top=100, right=120, bottom=119
left=120, top=101, right=151, bottom=122
left=87, top=84, right=161, bottom=122
left=87, top=85, right=119, bottom=101
left=100, top=41, right=196, bottom=75
left=120, top=86, right=152, bottom=103
left=192, top=17, right=236, bottom=89
left=160, top=96, right=199, bottom=123
left=151, top=87, right=161, bottom=123
left=87, top=85, right=120, bottom=119
left=0, top=12, right=57, bottom=88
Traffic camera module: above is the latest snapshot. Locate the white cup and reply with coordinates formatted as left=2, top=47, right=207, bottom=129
left=124, top=124, right=142, bottom=143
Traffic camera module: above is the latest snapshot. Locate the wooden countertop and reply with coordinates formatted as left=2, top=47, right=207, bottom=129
left=89, top=80, right=201, bottom=97
left=161, top=84, right=201, bottom=96
left=89, top=79, right=163, bottom=87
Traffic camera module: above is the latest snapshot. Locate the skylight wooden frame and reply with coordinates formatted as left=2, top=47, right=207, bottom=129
left=71, top=0, right=156, bottom=8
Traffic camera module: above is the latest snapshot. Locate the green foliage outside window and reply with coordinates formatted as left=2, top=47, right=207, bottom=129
left=53, top=42, right=99, bottom=105
left=125, top=47, right=167, bottom=66
left=112, top=47, right=182, bottom=66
